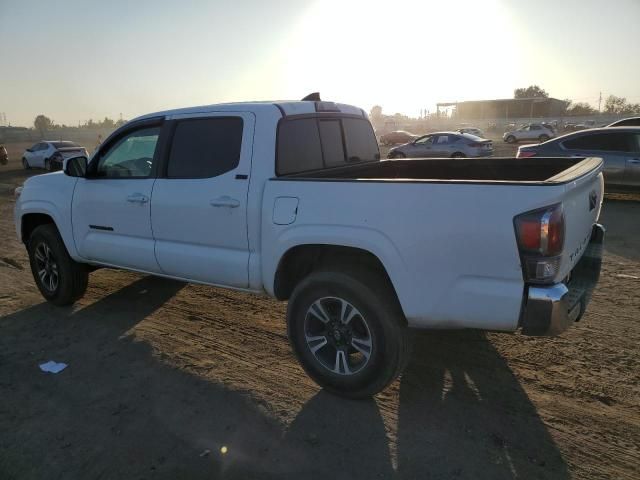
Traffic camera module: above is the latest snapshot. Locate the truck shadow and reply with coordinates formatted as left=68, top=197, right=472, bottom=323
left=0, top=276, right=289, bottom=479
left=0, top=275, right=569, bottom=479
left=599, top=196, right=640, bottom=262
left=282, top=331, right=570, bottom=479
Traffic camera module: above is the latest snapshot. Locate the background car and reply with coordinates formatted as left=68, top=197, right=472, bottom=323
left=516, top=127, right=640, bottom=190
left=22, top=141, right=89, bottom=171
left=379, top=130, right=418, bottom=146
left=388, top=132, right=493, bottom=159
left=503, top=124, right=555, bottom=143
left=607, top=117, right=640, bottom=127
left=457, top=127, right=485, bottom=138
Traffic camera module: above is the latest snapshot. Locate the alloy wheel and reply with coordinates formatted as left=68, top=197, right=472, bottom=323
left=304, top=296, right=373, bottom=376
left=34, top=242, right=59, bottom=293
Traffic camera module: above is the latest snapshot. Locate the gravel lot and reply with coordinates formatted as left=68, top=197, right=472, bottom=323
left=1, top=147, right=638, bottom=479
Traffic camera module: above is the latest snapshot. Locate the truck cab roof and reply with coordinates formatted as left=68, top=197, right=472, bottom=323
left=132, top=100, right=366, bottom=123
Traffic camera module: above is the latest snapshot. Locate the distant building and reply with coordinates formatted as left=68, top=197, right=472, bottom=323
left=451, top=97, right=569, bottom=120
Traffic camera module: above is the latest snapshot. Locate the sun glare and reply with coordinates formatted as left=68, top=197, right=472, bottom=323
left=282, top=0, right=519, bottom=115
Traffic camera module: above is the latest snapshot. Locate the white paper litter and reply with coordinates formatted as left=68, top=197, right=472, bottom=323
left=39, top=361, right=68, bottom=374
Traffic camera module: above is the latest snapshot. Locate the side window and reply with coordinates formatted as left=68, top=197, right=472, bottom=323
left=96, top=126, right=160, bottom=178
left=342, top=118, right=380, bottom=162
left=167, top=117, right=243, bottom=178
left=531, top=125, right=541, bottom=131
left=563, top=133, right=630, bottom=152
left=318, top=120, right=345, bottom=166
left=277, top=119, right=323, bottom=175
left=415, top=135, right=433, bottom=145
left=435, top=135, right=450, bottom=144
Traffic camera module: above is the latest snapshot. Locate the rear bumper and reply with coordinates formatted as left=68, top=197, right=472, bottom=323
left=520, top=223, right=605, bottom=336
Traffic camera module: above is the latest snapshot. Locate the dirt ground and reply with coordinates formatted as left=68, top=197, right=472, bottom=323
left=0, top=148, right=639, bottom=480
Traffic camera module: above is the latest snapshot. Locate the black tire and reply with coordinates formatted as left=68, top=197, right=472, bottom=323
left=389, top=151, right=405, bottom=159
left=22, top=157, right=31, bottom=169
left=506, top=135, right=516, bottom=144
left=538, top=134, right=549, bottom=142
left=452, top=152, right=466, bottom=159
left=287, top=268, right=411, bottom=398
left=44, top=158, right=51, bottom=171
left=27, top=224, right=88, bottom=306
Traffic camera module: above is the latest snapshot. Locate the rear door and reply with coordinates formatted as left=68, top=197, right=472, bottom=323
left=71, top=120, right=164, bottom=272
left=625, top=131, right=640, bottom=186
left=561, top=131, right=630, bottom=187
left=431, top=134, right=455, bottom=157
left=151, top=112, right=254, bottom=287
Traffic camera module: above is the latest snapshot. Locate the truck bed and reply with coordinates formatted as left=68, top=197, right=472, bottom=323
left=282, top=157, right=601, bottom=184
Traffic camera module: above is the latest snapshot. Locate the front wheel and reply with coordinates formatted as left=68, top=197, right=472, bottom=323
left=506, top=135, right=516, bottom=144
left=538, top=134, right=549, bottom=142
left=22, top=157, right=31, bottom=169
left=287, top=269, right=411, bottom=398
left=452, top=152, right=466, bottom=159
left=27, top=224, right=88, bottom=306
left=44, top=158, right=52, bottom=171
left=389, top=151, right=406, bottom=159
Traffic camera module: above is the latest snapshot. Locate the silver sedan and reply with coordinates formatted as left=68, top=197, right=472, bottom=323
left=388, top=132, right=493, bottom=159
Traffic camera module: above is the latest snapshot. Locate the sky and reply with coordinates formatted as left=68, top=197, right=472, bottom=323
left=1, top=0, right=639, bottom=127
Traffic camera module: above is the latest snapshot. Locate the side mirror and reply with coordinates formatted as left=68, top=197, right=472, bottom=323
left=64, top=156, right=88, bottom=178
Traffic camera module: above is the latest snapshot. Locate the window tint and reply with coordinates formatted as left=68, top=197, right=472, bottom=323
left=435, top=135, right=450, bottom=144
left=97, top=127, right=160, bottom=178
left=277, top=119, right=323, bottom=175
left=563, top=132, right=631, bottom=152
left=343, top=118, right=379, bottom=162
left=319, top=120, right=345, bottom=166
left=52, top=141, right=80, bottom=148
left=167, top=117, right=243, bottom=178
left=277, top=117, right=379, bottom=175
left=415, top=135, right=433, bottom=144
left=531, top=125, right=541, bottom=130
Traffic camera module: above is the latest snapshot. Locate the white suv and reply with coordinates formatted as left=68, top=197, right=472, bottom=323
left=503, top=124, right=555, bottom=144
left=22, top=141, right=88, bottom=171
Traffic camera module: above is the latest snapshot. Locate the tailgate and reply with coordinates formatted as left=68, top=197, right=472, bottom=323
left=558, top=162, right=604, bottom=279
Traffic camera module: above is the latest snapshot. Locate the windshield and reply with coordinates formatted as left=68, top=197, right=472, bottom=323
left=51, top=141, right=80, bottom=148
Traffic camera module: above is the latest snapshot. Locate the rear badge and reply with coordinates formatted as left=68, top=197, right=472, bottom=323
left=589, top=190, right=597, bottom=211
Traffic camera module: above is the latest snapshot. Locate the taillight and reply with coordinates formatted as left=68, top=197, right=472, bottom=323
left=517, top=150, right=537, bottom=158
left=514, top=204, right=564, bottom=283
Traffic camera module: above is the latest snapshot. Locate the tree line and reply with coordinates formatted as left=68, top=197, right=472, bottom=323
left=513, top=85, right=640, bottom=116
left=33, top=115, right=127, bottom=137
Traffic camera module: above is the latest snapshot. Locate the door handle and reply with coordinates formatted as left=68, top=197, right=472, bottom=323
left=126, top=193, right=149, bottom=204
left=210, top=196, right=240, bottom=208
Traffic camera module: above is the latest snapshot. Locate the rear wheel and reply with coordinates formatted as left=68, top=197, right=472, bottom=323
left=452, top=152, right=466, bottom=159
left=538, top=134, right=549, bottom=142
left=287, top=269, right=411, bottom=398
left=389, top=151, right=406, bottom=159
left=22, top=157, right=30, bottom=169
left=27, top=224, right=88, bottom=306
left=506, top=135, right=516, bottom=144
left=44, top=158, right=51, bottom=171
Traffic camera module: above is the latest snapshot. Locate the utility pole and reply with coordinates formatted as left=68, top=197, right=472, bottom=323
left=598, top=91, right=602, bottom=113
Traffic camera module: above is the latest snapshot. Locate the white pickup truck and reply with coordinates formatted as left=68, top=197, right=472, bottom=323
left=15, top=98, right=605, bottom=397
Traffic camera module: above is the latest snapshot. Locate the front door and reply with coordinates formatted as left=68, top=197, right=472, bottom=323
left=409, top=135, right=436, bottom=157
left=151, top=112, right=254, bottom=287
left=71, top=121, right=164, bottom=272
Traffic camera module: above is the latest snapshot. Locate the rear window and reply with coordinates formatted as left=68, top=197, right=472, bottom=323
left=562, top=132, right=632, bottom=152
left=167, top=117, right=243, bottom=178
left=277, top=116, right=379, bottom=175
left=52, top=141, right=80, bottom=148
